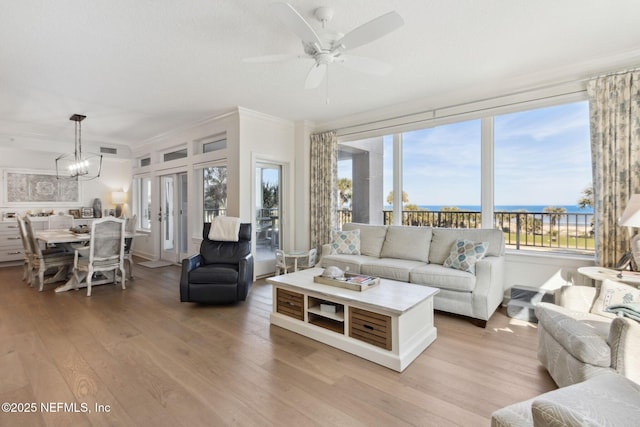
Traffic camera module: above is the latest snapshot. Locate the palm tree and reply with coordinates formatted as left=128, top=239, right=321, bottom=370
left=337, top=178, right=352, bottom=209
left=204, top=167, right=227, bottom=211
left=578, top=185, right=593, bottom=209
left=543, top=206, right=567, bottom=228
left=386, top=191, right=409, bottom=206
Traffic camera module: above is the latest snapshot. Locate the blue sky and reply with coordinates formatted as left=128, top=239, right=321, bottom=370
left=340, top=101, right=591, bottom=206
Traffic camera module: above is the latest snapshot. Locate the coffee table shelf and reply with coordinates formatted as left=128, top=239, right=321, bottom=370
left=268, top=268, right=439, bottom=372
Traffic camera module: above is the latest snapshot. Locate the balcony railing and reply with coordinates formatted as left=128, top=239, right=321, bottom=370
left=337, top=209, right=594, bottom=254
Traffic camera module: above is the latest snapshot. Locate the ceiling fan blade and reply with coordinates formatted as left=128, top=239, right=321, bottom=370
left=270, top=2, right=323, bottom=46
left=335, top=11, right=404, bottom=51
left=305, top=63, right=327, bottom=89
left=243, top=53, right=302, bottom=63
left=337, top=54, right=393, bottom=76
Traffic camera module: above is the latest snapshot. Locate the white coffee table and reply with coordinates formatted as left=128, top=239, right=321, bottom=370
left=267, top=268, right=439, bottom=372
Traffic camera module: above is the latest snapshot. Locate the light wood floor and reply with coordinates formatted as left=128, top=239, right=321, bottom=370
left=0, top=262, right=556, bottom=427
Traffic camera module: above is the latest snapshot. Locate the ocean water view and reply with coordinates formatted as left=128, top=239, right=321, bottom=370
left=413, top=205, right=593, bottom=214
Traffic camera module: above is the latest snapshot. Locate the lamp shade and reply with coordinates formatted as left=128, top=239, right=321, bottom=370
left=619, top=194, right=640, bottom=227
left=112, top=191, right=126, bottom=205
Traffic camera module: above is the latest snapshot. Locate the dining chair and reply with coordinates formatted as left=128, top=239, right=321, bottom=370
left=73, top=217, right=126, bottom=296
left=297, top=248, right=318, bottom=270
left=48, top=214, right=75, bottom=230
left=16, top=216, right=33, bottom=284
left=275, top=249, right=294, bottom=275
left=24, top=216, right=74, bottom=291
left=123, top=214, right=136, bottom=279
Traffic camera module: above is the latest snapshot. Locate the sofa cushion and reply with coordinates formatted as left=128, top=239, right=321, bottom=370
left=330, top=229, right=360, bottom=255
left=380, top=225, right=432, bottom=262
left=590, top=279, right=640, bottom=319
left=410, top=264, right=476, bottom=292
left=320, top=253, right=378, bottom=274
left=443, top=239, right=489, bottom=273
left=360, top=258, right=426, bottom=282
left=343, top=223, right=388, bottom=257
left=429, top=228, right=504, bottom=264
left=536, top=302, right=612, bottom=367
left=189, top=264, right=239, bottom=284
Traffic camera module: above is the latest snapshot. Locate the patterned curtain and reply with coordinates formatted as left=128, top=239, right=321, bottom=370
left=587, top=70, right=640, bottom=267
left=310, top=130, right=338, bottom=252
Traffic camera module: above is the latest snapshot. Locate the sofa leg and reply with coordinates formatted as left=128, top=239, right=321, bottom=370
left=471, top=318, right=487, bottom=328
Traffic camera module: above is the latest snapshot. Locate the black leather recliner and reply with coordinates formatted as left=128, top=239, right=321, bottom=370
left=180, top=223, right=254, bottom=303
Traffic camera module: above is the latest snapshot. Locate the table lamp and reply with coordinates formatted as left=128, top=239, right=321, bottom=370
left=618, top=194, right=640, bottom=270
left=112, top=191, right=126, bottom=217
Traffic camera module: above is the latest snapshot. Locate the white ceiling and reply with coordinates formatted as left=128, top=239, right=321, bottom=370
left=1, top=0, right=640, bottom=150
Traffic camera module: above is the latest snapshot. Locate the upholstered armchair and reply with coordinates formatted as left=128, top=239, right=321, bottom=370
left=180, top=222, right=253, bottom=304
left=536, top=282, right=640, bottom=387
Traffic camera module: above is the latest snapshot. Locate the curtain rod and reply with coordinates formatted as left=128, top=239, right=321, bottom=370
left=335, top=85, right=587, bottom=138
left=590, top=66, right=640, bottom=80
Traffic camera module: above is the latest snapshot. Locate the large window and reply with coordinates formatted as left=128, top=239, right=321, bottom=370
left=337, top=136, right=391, bottom=225
left=337, top=99, right=593, bottom=254
left=134, top=176, right=151, bottom=231
left=203, top=166, right=227, bottom=222
left=494, top=101, right=592, bottom=253
left=401, top=120, right=481, bottom=227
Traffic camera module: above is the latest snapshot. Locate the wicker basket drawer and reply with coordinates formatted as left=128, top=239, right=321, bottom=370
left=276, top=288, right=304, bottom=321
left=349, top=307, right=392, bottom=350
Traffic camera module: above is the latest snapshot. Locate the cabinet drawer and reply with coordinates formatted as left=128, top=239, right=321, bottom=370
left=349, top=307, right=392, bottom=350
left=276, top=288, right=304, bottom=321
left=0, top=248, right=24, bottom=261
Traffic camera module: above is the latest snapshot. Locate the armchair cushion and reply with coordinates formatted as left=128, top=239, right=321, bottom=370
left=188, top=264, right=238, bottom=284
left=536, top=302, right=611, bottom=367
left=590, top=279, right=640, bottom=319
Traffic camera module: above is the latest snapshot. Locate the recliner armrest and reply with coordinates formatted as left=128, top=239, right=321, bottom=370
left=180, top=254, right=202, bottom=302
left=236, top=253, right=254, bottom=301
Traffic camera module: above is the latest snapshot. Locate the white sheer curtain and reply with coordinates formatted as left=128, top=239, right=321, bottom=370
left=310, top=131, right=338, bottom=253
left=588, top=70, right=640, bottom=267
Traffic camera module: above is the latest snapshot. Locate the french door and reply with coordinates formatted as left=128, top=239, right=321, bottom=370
left=160, top=173, right=189, bottom=263
left=254, top=162, right=282, bottom=276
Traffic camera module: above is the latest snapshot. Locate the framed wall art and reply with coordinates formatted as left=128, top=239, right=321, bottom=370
left=3, top=168, right=80, bottom=205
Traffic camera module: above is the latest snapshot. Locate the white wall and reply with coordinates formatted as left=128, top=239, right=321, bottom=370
left=130, top=107, right=296, bottom=269
left=0, top=147, right=131, bottom=217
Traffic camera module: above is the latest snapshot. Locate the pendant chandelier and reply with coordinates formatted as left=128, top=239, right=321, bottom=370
left=55, top=114, right=103, bottom=180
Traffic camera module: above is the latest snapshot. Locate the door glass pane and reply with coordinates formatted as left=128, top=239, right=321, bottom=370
left=162, top=176, right=174, bottom=251
left=179, top=173, right=188, bottom=255
left=255, top=165, right=280, bottom=263
left=203, top=166, right=227, bottom=222
left=140, top=177, right=151, bottom=230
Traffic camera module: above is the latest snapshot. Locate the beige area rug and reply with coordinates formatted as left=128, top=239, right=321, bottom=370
left=138, top=260, right=175, bottom=268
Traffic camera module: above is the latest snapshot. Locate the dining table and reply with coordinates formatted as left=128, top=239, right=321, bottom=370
left=36, top=228, right=138, bottom=293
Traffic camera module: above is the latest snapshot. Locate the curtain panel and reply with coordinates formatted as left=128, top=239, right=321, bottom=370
left=310, top=131, right=338, bottom=253
left=587, top=70, right=640, bottom=267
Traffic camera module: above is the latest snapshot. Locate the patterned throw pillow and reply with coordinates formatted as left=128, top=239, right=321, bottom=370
left=330, top=229, right=361, bottom=255
left=590, top=279, right=640, bottom=319
left=443, top=239, right=489, bottom=273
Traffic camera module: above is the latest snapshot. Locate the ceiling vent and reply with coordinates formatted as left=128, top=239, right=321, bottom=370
left=100, top=147, right=117, bottom=155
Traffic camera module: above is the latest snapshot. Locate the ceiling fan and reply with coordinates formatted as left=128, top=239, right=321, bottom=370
left=245, top=3, right=404, bottom=90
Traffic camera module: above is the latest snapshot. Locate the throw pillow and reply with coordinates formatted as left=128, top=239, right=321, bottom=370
left=330, top=229, right=361, bottom=255
left=590, top=279, right=640, bottom=319
left=443, top=239, right=489, bottom=273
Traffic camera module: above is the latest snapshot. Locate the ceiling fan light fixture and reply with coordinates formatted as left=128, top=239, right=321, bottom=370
left=55, top=114, right=103, bottom=181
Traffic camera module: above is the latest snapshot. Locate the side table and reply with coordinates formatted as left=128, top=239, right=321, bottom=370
left=577, top=266, right=621, bottom=284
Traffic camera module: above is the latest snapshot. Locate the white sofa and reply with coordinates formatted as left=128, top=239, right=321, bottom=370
left=321, top=223, right=505, bottom=327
